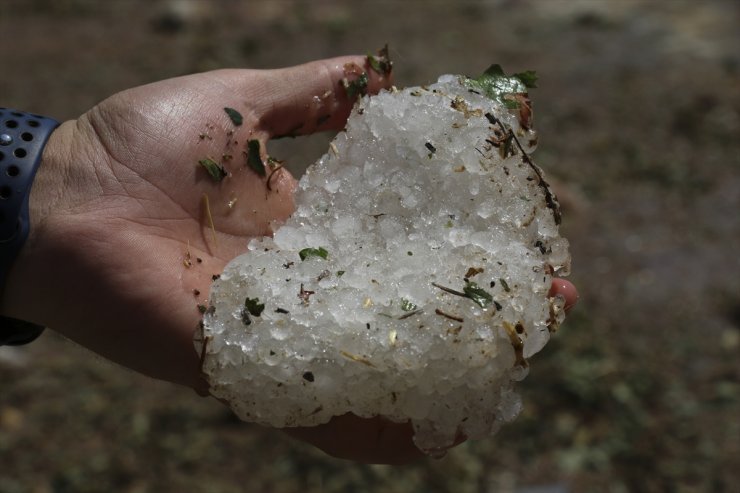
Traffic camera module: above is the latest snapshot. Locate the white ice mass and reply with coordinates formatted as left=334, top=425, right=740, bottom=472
left=198, top=74, right=571, bottom=453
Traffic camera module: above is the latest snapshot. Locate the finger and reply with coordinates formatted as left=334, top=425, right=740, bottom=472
left=285, top=413, right=422, bottom=465
left=375, top=418, right=425, bottom=465
left=549, top=278, right=579, bottom=312
left=251, top=55, right=393, bottom=138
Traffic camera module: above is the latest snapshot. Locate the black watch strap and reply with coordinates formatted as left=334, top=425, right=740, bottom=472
left=0, top=108, right=59, bottom=346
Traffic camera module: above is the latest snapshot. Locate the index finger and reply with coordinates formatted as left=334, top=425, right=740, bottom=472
left=252, top=54, right=394, bottom=138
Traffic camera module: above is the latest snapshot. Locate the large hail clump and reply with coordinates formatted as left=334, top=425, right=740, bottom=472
left=197, top=70, right=570, bottom=453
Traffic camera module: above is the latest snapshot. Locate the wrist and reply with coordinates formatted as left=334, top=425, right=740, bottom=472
left=0, top=110, right=64, bottom=343
left=1, top=117, right=118, bottom=330
left=0, top=118, right=72, bottom=327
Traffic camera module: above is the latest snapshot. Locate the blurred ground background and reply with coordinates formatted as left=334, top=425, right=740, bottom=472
left=1, top=0, right=739, bottom=492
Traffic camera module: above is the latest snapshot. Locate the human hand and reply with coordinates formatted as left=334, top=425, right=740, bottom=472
left=1, top=55, right=391, bottom=391
left=0, top=54, right=577, bottom=464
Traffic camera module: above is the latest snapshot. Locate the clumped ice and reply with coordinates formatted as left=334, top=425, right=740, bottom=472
left=198, top=75, right=570, bottom=453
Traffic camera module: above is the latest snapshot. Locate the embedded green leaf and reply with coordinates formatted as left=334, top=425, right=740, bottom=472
left=343, top=72, right=369, bottom=99
left=512, top=70, right=538, bottom=89
left=367, top=54, right=382, bottom=73
left=401, top=298, right=417, bottom=312
left=466, top=64, right=536, bottom=107
left=244, top=297, right=265, bottom=317
left=299, top=247, right=329, bottom=261
left=463, top=281, right=493, bottom=308
left=499, top=278, right=511, bottom=292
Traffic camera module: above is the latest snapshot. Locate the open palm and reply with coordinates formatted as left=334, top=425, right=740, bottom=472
left=8, top=56, right=385, bottom=388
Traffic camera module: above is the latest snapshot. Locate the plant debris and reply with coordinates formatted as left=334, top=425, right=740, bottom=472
left=342, top=72, right=369, bottom=99
left=198, top=158, right=227, bottom=182
left=435, top=308, right=464, bottom=323
left=244, top=297, right=265, bottom=317
left=298, top=284, right=315, bottom=304
left=247, top=139, right=266, bottom=176
left=466, top=64, right=535, bottom=106
left=183, top=245, right=193, bottom=268
left=224, top=107, right=243, bottom=126
left=432, top=281, right=493, bottom=308
left=240, top=297, right=264, bottom=326
left=401, top=298, right=418, bottom=311
left=266, top=158, right=285, bottom=192
left=502, top=321, right=527, bottom=368
left=512, top=70, right=537, bottom=89
left=451, top=96, right=483, bottom=118
left=398, top=309, right=423, bottom=320
left=499, top=278, right=511, bottom=292
left=468, top=65, right=536, bottom=129
left=367, top=44, right=393, bottom=76
left=339, top=350, right=375, bottom=367
left=299, top=247, right=328, bottom=261
left=202, top=193, right=218, bottom=246
left=463, top=281, right=493, bottom=308
left=485, top=112, right=561, bottom=224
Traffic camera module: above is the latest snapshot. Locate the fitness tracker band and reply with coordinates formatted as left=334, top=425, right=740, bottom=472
left=0, top=108, right=59, bottom=346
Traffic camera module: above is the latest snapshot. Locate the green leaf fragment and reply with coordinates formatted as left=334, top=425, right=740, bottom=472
left=466, top=64, right=537, bottom=107
left=224, top=107, right=243, bottom=126
left=463, top=281, right=493, bottom=308
left=337, top=270, right=345, bottom=276
left=198, top=158, right=227, bottom=182
left=512, top=70, right=538, bottom=88
left=343, top=72, right=369, bottom=99
left=367, top=44, right=392, bottom=75
left=244, top=297, right=265, bottom=317
left=500, top=278, right=511, bottom=292
left=299, top=247, right=329, bottom=261
left=247, top=139, right=266, bottom=177
left=503, top=97, right=521, bottom=110
left=401, top=298, right=417, bottom=312
left=367, top=53, right=382, bottom=73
